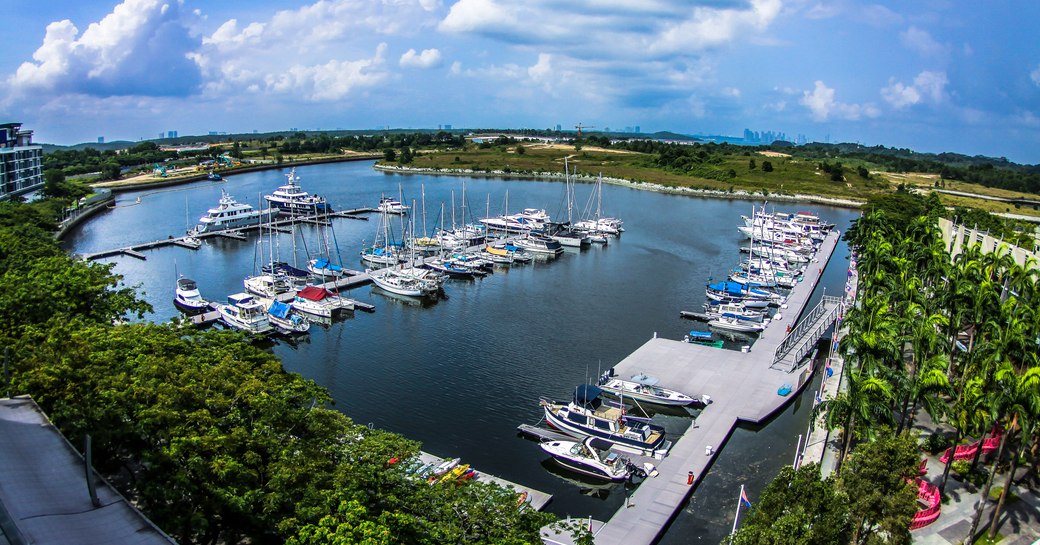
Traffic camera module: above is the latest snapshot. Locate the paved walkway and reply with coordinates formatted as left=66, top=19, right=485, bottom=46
left=910, top=415, right=1040, bottom=545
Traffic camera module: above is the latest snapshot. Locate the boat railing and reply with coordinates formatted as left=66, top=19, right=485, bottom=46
left=771, top=295, right=843, bottom=372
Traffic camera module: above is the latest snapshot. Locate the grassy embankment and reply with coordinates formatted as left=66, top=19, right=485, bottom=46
left=402, top=143, right=1040, bottom=217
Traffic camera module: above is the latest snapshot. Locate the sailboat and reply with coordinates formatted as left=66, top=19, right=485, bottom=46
left=550, top=159, right=590, bottom=248
left=369, top=202, right=442, bottom=297
left=182, top=194, right=202, bottom=247
left=360, top=205, right=403, bottom=266
left=244, top=194, right=297, bottom=298
left=575, top=174, right=623, bottom=236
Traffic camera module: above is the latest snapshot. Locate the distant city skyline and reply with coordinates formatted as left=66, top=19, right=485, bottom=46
left=2, top=1, right=1039, bottom=164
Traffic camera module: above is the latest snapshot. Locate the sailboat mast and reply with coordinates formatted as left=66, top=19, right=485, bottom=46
left=421, top=184, right=428, bottom=238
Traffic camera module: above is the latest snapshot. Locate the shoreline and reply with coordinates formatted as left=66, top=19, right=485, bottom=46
left=372, top=164, right=865, bottom=210
left=93, top=154, right=381, bottom=193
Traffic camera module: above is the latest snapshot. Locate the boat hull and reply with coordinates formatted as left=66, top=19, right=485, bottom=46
left=543, top=405, right=670, bottom=459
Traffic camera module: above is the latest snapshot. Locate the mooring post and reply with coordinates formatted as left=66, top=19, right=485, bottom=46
left=84, top=434, right=101, bottom=507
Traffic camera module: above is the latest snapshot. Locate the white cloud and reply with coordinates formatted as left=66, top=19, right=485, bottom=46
left=400, top=48, right=442, bottom=68
left=900, top=26, right=946, bottom=58
left=450, top=61, right=462, bottom=75
left=805, top=3, right=841, bottom=20
left=881, top=71, right=947, bottom=108
left=263, top=43, right=388, bottom=101
left=191, top=1, right=441, bottom=102
left=440, top=0, right=782, bottom=57
left=527, top=53, right=552, bottom=81
left=720, top=87, right=741, bottom=98
left=800, top=80, right=879, bottom=121
left=652, top=0, right=782, bottom=53
left=1031, top=64, right=1040, bottom=87
left=8, top=0, right=202, bottom=98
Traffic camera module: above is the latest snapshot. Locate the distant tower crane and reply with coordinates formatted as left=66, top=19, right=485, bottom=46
left=575, top=123, right=595, bottom=139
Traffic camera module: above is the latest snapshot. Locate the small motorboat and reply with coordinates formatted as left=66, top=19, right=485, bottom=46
left=267, top=300, right=310, bottom=335
left=708, top=314, right=767, bottom=333
left=539, top=437, right=632, bottom=481
left=597, top=373, right=696, bottom=407
left=685, top=330, right=724, bottom=348
left=378, top=196, right=409, bottom=215
left=541, top=385, right=671, bottom=459
left=173, top=277, right=210, bottom=315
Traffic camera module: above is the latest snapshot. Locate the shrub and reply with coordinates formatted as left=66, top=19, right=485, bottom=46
left=923, top=433, right=952, bottom=454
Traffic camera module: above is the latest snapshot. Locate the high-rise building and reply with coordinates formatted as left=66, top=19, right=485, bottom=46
left=167, top=130, right=178, bottom=139
left=97, top=136, right=105, bottom=144
left=0, top=122, right=43, bottom=200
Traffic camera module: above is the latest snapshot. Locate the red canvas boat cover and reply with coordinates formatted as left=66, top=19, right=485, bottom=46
left=296, top=286, right=333, bottom=301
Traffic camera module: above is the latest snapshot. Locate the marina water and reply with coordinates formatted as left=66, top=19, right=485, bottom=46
left=62, top=160, right=858, bottom=543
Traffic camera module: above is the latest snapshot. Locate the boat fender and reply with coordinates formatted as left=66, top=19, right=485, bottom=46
left=687, top=471, right=694, bottom=485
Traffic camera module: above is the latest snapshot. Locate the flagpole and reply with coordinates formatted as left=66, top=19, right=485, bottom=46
left=731, top=484, right=745, bottom=535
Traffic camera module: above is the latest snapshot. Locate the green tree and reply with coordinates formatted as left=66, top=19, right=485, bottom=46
left=729, top=463, right=849, bottom=545
left=761, top=160, right=773, bottom=172
left=102, top=161, right=122, bottom=180
left=857, top=166, right=871, bottom=179
left=515, top=144, right=525, bottom=155
left=384, top=148, right=397, bottom=162
left=839, top=432, right=919, bottom=545
left=399, top=147, right=413, bottom=164
left=748, top=159, right=756, bottom=170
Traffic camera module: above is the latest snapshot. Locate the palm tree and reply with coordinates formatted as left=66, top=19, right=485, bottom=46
left=986, top=364, right=1040, bottom=540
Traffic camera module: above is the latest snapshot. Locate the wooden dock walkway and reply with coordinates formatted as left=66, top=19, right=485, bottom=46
left=588, top=231, right=843, bottom=545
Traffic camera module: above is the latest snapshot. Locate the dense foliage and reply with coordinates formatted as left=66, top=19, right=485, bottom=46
left=730, top=433, right=919, bottom=545
left=1, top=200, right=553, bottom=544
left=780, top=143, right=1040, bottom=194
left=827, top=207, right=1040, bottom=543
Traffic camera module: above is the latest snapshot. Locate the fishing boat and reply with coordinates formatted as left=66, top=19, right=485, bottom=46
left=264, top=168, right=331, bottom=215
left=267, top=300, right=310, bottom=335
left=541, top=384, right=672, bottom=459
left=685, top=330, right=724, bottom=348
left=291, top=285, right=354, bottom=317
left=195, top=190, right=273, bottom=233
left=597, top=373, right=696, bottom=407
left=539, top=437, right=632, bottom=481
left=173, top=277, right=209, bottom=315
left=206, top=171, right=222, bottom=181
left=377, top=196, right=409, bottom=215
left=217, top=293, right=273, bottom=334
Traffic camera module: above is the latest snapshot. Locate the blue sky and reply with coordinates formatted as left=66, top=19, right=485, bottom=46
left=2, top=0, right=1039, bottom=164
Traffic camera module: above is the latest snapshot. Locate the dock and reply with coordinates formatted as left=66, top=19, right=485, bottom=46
left=585, top=231, right=843, bottom=545
left=416, top=451, right=552, bottom=511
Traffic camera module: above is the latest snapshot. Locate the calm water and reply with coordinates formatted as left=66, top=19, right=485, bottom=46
left=63, top=161, right=858, bottom=543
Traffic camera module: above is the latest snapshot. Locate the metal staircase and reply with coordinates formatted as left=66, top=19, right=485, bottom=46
left=771, top=295, right=843, bottom=372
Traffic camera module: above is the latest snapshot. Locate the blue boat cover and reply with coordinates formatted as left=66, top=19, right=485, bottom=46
left=688, top=330, right=713, bottom=339
left=504, top=244, right=521, bottom=252
left=707, top=281, right=747, bottom=295
left=313, top=258, right=343, bottom=272
left=268, top=300, right=291, bottom=319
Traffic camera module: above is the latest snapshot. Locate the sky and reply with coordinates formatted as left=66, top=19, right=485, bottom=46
left=2, top=0, right=1039, bottom=164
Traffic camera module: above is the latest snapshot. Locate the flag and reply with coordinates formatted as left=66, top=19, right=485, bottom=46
left=740, top=487, right=752, bottom=508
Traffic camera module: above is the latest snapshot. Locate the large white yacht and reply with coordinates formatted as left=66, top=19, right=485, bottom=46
left=264, top=168, right=331, bottom=215
left=196, top=190, right=272, bottom=233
